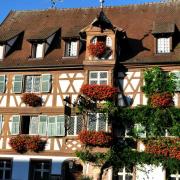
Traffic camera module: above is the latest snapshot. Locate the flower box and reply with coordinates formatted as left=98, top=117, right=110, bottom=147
left=80, top=84, right=118, bottom=101
left=21, top=93, right=42, bottom=107
left=9, top=135, right=46, bottom=154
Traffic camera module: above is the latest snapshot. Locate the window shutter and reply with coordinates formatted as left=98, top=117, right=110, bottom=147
left=36, top=43, right=44, bottom=58
left=70, top=41, right=78, bottom=56
left=0, top=75, right=6, bottom=93
left=11, top=115, right=20, bottom=135
left=56, top=116, right=65, bottom=136
left=0, top=115, right=3, bottom=134
left=0, top=45, right=5, bottom=60
left=48, top=116, right=56, bottom=136
left=38, top=115, right=47, bottom=135
left=174, top=72, right=180, bottom=91
left=41, top=74, right=52, bottom=93
left=29, top=116, right=39, bottom=135
left=13, top=75, right=23, bottom=93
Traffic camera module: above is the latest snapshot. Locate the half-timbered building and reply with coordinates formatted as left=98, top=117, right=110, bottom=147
left=0, top=1, right=180, bottom=179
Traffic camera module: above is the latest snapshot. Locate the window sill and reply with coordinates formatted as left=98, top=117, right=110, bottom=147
left=62, top=56, right=78, bottom=59
left=28, top=57, right=43, bottom=60
left=155, top=52, right=172, bottom=56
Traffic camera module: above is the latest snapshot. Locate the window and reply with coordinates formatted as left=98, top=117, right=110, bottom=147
left=169, top=171, right=180, bottom=180
left=88, top=113, right=108, bottom=131
left=31, top=43, right=44, bottom=58
left=117, top=166, right=133, bottom=180
left=10, top=115, right=65, bottom=136
left=89, top=71, right=108, bottom=85
left=0, top=115, right=3, bottom=134
left=157, top=37, right=170, bottom=53
left=25, top=76, right=41, bottom=93
left=12, top=74, right=52, bottom=93
left=0, top=75, right=6, bottom=93
left=0, top=159, right=12, bottom=180
left=173, top=71, right=180, bottom=92
left=29, top=160, right=51, bottom=180
left=67, top=116, right=83, bottom=136
left=64, top=40, right=78, bottom=57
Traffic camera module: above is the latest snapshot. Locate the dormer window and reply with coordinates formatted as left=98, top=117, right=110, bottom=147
left=157, top=37, right=170, bottom=54
left=64, top=40, right=78, bottom=57
left=31, top=43, right=44, bottom=59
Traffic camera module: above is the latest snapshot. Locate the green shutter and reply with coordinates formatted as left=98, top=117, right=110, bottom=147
left=0, top=115, right=2, bottom=134
left=174, top=72, right=180, bottom=91
left=0, top=75, right=6, bottom=93
left=41, top=74, right=52, bottom=93
left=13, top=75, right=23, bottom=93
left=38, top=115, right=47, bottom=135
left=48, top=116, right=56, bottom=136
left=11, top=115, right=20, bottom=135
left=57, top=116, right=65, bottom=136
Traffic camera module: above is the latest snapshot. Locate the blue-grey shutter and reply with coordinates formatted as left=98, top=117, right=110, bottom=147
left=0, top=75, right=6, bottom=93
left=13, top=75, right=23, bottom=93
left=11, top=115, right=20, bottom=135
left=38, top=115, right=47, bottom=135
left=48, top=116, right=56, bottom=136
left=29, top=116, right=39, bottom=135
left=0, top=115, right=3, bottom=134
left=41, top=74, right=52, bottom=93
left=56, top=116, right=65, bottom=136
left=174, top=72, right=180, bottom=91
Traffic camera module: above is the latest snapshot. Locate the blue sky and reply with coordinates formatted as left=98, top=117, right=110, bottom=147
left=0, top=0, right=160, bottom=23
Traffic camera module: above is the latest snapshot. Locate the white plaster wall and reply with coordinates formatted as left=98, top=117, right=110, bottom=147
left=136, top=164, right=165, bottom=180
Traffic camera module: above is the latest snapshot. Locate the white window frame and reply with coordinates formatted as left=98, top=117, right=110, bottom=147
left=24, top=75, right=41, bottom=93
left=65, top=40, right=78, bottom=57
left=88, top=113, right=108, bottom=132
left=170, top=171, right=180, bottom=180
left=67, top=116, right=83, bottom=136
left=89, top=71, right=108, bottom=85
left=29, top=116, right=39, bottom=135
left=10, top=115, right=20, bottom=135
left=157, top=37, right=170, bottom=54
left=117, top=167, right=133, bottom=180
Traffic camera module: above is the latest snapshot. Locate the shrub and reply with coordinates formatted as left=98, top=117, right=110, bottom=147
left=80, top=84, right=118, bottom=101
left=78, top=130, right=113, bottom=147
left=21, top=93, right=42, bottom=107
left=88, top=41, right=106, bottom=58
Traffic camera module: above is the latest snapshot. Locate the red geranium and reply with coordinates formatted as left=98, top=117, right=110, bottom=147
left=21, top=93, right=42, bottom=107
left=150, top=92, right=174, bottom=108
left=145, top=138, right=180, bottom=160
left=88, top=41, right=106, bottom=58
left=78, top=130, right=113, bottom=147
left=80, top=84, right=118, bottom=101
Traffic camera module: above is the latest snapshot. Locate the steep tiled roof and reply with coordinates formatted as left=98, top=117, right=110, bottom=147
left=0, top=2, right=180, bottom=68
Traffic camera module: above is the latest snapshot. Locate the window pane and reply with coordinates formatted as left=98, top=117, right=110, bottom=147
left=89, top=80, right=98, bottom=85
left=76, top=116, right=83, bottom=134
left=5, top=170, right=11, bottom=179
left=125, top=175, right=133, bottom=180
left=25, top=76, right=32, bottom=92
left=100, top=80, right=107, bottom=85
left=98, top=114, right=106, bottom=131
left=88, top=113, right=97, bottom=131
left=57, top=116, right=65, bottom=136
left=29, top=117, right=39, bottom=134
left=68, top=117, right=75, bottom=135
left=100, top=72, right=107, bottom=78
left=118, top=176, right=123, bottom=180
left=90, top=72, right=98, bottom=79
left=33, top=76, right=41, bottom=92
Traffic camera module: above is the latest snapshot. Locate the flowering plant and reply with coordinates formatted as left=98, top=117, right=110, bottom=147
left=21, top=93, right=42, bottom=107
left=80, top=84, right=118, bottom=101
left=150, top=92, right=174, bottom=108
left=145, top=138, right=180, bottom=160
left=88, top=41, right=106, bottom=58
left=78, top=130, right=113, bottom=147
left=9, top=135, right=46, bottom=153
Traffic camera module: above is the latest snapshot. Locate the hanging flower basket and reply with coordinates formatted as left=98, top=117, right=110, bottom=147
left=150, top=92, right=174, bottom=108
left=9, top=135, right=47, bottom=154
left=21, top=93, right=42, bottom=107
left=78, top=130, right=113, bottom=147
left=80, top=84, right=118, bottom=101
left=88, top=41, right=106, bottom=58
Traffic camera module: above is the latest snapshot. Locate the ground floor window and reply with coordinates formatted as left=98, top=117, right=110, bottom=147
left=0, top=159, right=12, bottom=180
left=67, top=116, right=83, bottom=136
left=117, top=166, right=133, bottom=180
left=88, top=113, right=108, bottom=131
left=29, top=160, right=51, bottom=180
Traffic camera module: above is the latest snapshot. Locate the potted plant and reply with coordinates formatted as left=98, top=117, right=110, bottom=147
left=21, top=93, right=42, bottom=107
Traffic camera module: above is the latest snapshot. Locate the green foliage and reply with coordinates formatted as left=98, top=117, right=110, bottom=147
left=80, top=175, right=93, bottom=180
left=141, top=66, right=176, bottom=98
